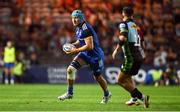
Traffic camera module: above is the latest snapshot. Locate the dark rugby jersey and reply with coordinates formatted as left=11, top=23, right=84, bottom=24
left=119, top=19, right=145, bottom=62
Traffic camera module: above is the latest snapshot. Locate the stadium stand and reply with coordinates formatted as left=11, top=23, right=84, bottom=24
left=0, top=0, right=179, bottom=67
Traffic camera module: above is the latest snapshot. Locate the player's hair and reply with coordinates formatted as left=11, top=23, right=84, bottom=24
left=122, top=7, right=134, bottom=17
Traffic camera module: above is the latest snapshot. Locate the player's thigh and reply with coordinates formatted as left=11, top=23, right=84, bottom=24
left=119, top=59, right=142, bottom=82
left=73, top=52, right=88, bottom=66
left=121, top=59, right=134, bottom=75
left=73, top=55, right=87, bottom=66
left=90, top=58, right=104, bottom=76
left=67, top=52, right=87, bottom=71
left=129, top=61, right=143, bottom=76
left=118, top=71, right=131, bottom=84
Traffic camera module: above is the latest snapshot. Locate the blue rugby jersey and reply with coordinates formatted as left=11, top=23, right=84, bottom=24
left=75, top=21, right=104, bottom=60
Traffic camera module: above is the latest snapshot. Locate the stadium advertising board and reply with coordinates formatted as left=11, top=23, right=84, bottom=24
left=18, top=65, right=180, bottom=84
left=47, top=67, right=67, bottom=83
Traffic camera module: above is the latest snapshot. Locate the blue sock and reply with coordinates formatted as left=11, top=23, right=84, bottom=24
left=67, top=86, right=73, bottom=95
left=104, top=90, right=109, bottom=97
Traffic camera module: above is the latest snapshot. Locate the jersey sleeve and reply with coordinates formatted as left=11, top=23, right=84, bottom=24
left=82, top=23, right=92, bottom=38
left=119, top=22, right=128, bottom=37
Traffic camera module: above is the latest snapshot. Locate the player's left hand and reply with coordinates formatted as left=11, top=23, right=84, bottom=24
left=65, top=48, right=79, bottom=54
left=112, top=49, right=118, bottom=60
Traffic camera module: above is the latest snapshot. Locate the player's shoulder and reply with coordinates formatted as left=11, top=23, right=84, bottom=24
left=119, top=21, right=128, bottom=29
left=81, top=21, right=90, bottom=31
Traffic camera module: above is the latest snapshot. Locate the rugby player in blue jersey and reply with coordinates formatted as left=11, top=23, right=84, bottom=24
left=58, top=10, right=111, bottom=104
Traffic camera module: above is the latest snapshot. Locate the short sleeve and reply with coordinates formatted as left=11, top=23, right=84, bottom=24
left=119, top=22, right=128, bottom=37
left=82, top=23, right=92, bottom=38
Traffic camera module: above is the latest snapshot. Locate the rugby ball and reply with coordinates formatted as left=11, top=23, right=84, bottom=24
left=63, top=43, right=75, bottom=52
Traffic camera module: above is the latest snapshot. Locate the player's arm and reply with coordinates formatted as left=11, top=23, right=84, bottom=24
left=78, top=23, right=94, bottom=51
left=72, top=40, right=80, bottom=47
left=76, top=36, right=94, bottom=52
left=112, top=35, right=127, bottom=59
left=118, top=22, right=128, bottom=46
left=112, top=44, right=120, bottom=59
left=112, top=22, right=128, bottom=59
left=66, top=23, right=94, bottom=54
left=66, top=36, right=93, bottom=54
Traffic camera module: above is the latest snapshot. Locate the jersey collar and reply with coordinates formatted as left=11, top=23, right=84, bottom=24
left=77, top=21, right=85, bottom=28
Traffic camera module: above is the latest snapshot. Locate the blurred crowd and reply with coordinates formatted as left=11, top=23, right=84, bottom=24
left=0, top=0, right=179, bottom=68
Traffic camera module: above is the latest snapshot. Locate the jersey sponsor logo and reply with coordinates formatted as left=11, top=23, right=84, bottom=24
left=82, top=23, right=88, bottom=30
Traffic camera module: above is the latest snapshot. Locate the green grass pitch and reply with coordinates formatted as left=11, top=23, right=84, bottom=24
left=0, top=84, right=180, bottom=111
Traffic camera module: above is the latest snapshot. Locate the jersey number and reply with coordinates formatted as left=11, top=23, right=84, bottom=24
left=134, top=35, right=141, bottom=46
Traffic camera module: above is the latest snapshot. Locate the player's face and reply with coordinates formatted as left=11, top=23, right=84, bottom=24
left=7, top=41, right=12, bottom=47
left=72, top=17, right=81, bottom=26
left=122, top=12, right=126, bottom=21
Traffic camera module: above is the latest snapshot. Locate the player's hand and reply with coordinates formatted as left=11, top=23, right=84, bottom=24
left=65, top=48, right=79, bottom=55
left=112, top=49, right=118, bottom=60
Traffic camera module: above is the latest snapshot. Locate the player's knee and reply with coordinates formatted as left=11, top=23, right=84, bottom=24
left=67, top=66, right=73, bottom=74
left=67, top=66, right=77, bottom=80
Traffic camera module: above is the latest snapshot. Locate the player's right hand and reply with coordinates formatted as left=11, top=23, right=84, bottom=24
left=65, top=47, right=79, bottom=55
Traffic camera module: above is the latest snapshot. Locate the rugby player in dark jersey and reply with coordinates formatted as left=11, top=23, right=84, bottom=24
left=112, top=7, right=150, bottom=108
